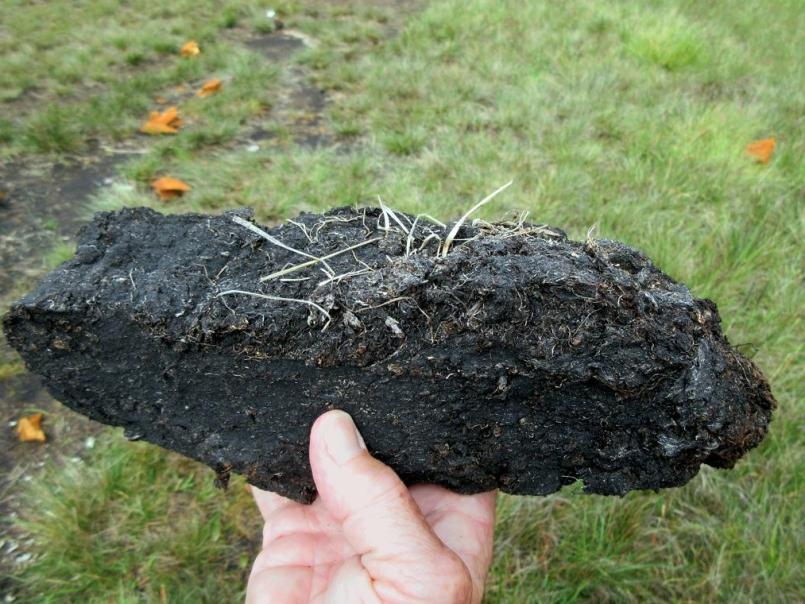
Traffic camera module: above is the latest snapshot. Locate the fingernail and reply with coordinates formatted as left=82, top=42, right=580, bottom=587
left=323, top=410, right=366, bottom=466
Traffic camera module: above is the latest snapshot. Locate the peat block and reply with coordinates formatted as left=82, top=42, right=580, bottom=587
left=3, top=207, right=775, bottom=502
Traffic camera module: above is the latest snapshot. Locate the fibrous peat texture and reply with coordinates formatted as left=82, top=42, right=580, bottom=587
left=3, top=207, right=775, bottom=502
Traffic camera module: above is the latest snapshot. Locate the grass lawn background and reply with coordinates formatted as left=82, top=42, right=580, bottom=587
left=0, top=0, right=802, bottom=602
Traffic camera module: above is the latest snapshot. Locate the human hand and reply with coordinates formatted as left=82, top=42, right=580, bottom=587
left=246, top=410, right=497, bottom=604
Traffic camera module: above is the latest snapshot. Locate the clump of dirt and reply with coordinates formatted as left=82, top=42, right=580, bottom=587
left=3, top=207, right=775, bottom=503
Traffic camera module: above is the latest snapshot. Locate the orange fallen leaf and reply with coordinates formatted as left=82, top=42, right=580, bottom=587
left=141, top=106, right=182, bottom=135
left=142, top=121, right=177, bottom=135
left=180, top=40, right=200, bottom=57
left=152, top=177, right=191, bottom=200
left=157, top=106, right=181, bottom=125
left=17, top=413, right=46, bottom=443
left=746, top=137, right=776, bottom=164
left=197, top=78, right=223, bottom=98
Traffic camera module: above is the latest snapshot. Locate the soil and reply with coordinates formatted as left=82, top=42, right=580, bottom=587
left=3, top=207, right=776, bottom=503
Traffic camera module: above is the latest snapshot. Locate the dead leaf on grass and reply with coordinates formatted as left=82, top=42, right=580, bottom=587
left=197, top=78, right=223, bottom=97
left=180, top=40, right=201, bottom=57
left=17, top=413, right=46, bottom=443
left=141, top=106, right=182, bottom=135
left=152, top=177, right=191, bottom=200
left=746, top=138, right=776, bottom=164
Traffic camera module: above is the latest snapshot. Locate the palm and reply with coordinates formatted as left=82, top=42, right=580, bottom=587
left=249, top=484, right=496, bottom=604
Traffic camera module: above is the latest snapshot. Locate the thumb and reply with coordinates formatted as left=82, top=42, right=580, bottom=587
left=309, top=410, right=472, bottom=602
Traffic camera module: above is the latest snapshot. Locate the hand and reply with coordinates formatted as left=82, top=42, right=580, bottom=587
left=247, top=410, right=497, bottom=604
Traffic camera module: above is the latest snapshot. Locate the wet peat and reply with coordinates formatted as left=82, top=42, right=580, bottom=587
left=3, top=207, right=775, bottom=502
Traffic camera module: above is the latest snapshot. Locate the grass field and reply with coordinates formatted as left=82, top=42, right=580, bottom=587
left=1, top=0, right=803, bottom=602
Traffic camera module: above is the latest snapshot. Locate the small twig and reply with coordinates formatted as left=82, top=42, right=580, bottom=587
left=419, top=213, right=447, bottom=228
left=352, top=249, right=373, bottom=271
left=379, top=199, right=410, bottom=234
left=354, top=296, right=414, bottom=313
left=232, top=215, right=334, bottom=276
left=318, top=268, right=374, bottom=287
left=419, top=233, right=443, bottom=252
left=353, top=296, right=432, bottom=322
left=216, top=289, right=330, bottom=319
left=405, top=215, right=421, bottom=257
left=377, top=198, right=392, bottom=234
left=441, top=181, right=513, bottom=257
left=312, top=215, right=363, bottom=240
left=287, top=219, right=314, bottom=243
left=259, top=237, right=383, bottom=282
left=405, top=213, right=450, bottom=256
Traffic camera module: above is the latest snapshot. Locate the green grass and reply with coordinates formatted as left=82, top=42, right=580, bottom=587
left=0, top=0, right=281, bottom=156
left=0, top=359, right=25, bottom=381
left=10, top=434, right=260, bottom=603
left=42, top=241, right=77, bottom=269
left=2, top=0, right=804, bottom=602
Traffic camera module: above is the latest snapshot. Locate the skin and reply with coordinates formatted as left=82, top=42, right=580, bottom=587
left=247, top=410, right=497, bottom=604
